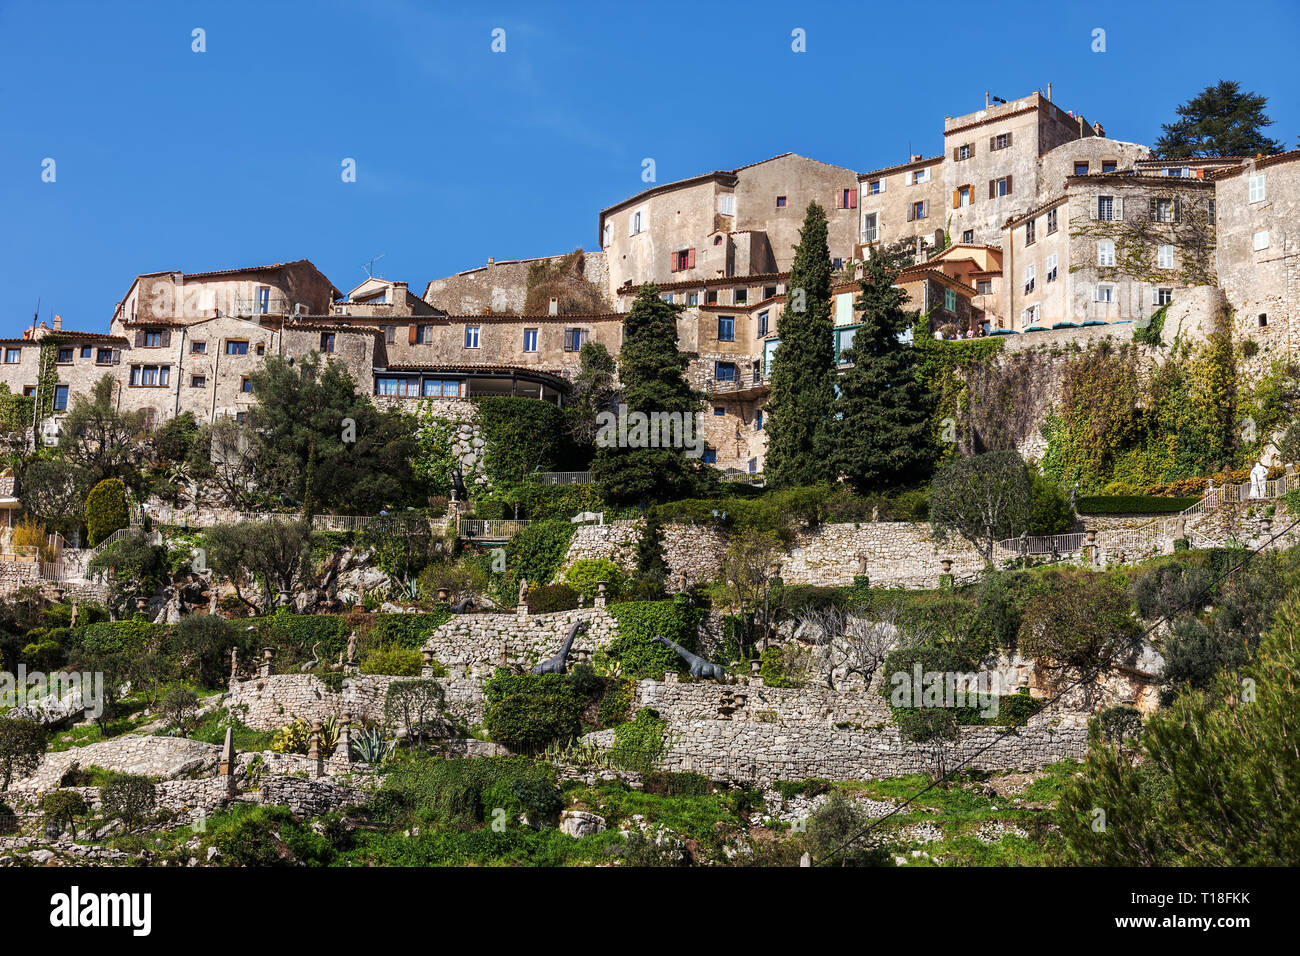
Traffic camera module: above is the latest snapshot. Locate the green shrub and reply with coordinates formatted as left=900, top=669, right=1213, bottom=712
left=527, top=584, right=580, bottom=613
left=374, top=756, right=561, bottom=831
left=483, top=674, right=585, bottom=752
left=72, top=620, right=164, bottom=656
left=1075, top=495, right=1200, bottom=515
left=370, top=610, right=451, bottom=649
left=606, top=597, right=700, bottom=679
left=507, top=519, right=577, bottom=586
left=254, top=611, right=349, bottom=668
left=99, top=773, right=156, bottom=829
left=359, top=644, right=424, bottom=677
left=607, top=708, right=668, bottom=772
left=41, top=790, right=89, bottom=837
left=84, top=478, right=130, bottom=547
left=563, top=558, right=625, bottom=600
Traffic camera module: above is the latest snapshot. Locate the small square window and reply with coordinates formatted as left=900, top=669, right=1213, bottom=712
left=241, top=377, right=253, bottom=393
left=713, top=406, right=725, bottom=416
left=465, top=326, right=481, bottom=348
left=962, top=230, right=974, bottom=244
left=702, top=448, right=717, bottom=464
left=1253, top=230, right=1270, bottom=251
left=1074, top=161, right=1089, bottom=175
left=191, top=341, right=206, bottom=354
left=1156, top=288, right=1173, bottom=306
left=56, top=348, right=74, bottom=363
left=717, top=316, right=735, bottom=342
left=191, top=375, right=206, bottom=388
left=79, top=346, right=92, bottom=359
left=523, top=329, right=538, bottom=352
left=776, top=196, right=787, bottom=208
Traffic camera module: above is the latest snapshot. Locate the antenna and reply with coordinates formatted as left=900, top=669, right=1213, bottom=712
left=362, top=254, right=386, bottom=278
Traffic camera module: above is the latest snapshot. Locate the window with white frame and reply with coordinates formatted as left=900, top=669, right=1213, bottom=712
left=464, top=326, right=480, bottom=348
left=1098, top=240, right=1116, bottom=267
left=1024, top=264, right=1036, bottom=294
left=1046, top=207, right=1058, bottom=234
left=1254, top=230, right=1270, bottom=251
left=944, top=288, right=957, bottom=312
left=1096, top=195, right=1115, bottom=221
left=861, top=212, right=878, bottom=242
left=1156, top=288, right=1173, bottom=306
left=718, top=193, right=735, bottom=216
left=1095, top=284, right=1116, bottom=303
left=1022, top=305, right=1039, bottom=325
left=911, top=168, right=930, bottom=184
left=1157, top=244, right=1174, bottom=269
left=1046, top=254, right=1058, bottom=283
left=628, top=209, right=645, bottom=236
left=523, top=329, right=538, bottom=352
left=1249, top=174, right=1266, bottom=203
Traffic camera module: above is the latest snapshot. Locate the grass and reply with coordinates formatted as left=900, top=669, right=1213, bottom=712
left=187, top=708, right=277, bottom=751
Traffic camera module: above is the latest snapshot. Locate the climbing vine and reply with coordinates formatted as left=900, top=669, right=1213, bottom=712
left=1067, top=189, right=1216, bottom=287
left=36, top=341, right=60, bottom=425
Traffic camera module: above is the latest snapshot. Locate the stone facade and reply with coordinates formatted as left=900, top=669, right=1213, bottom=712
left=225, top=672, right=488, bottom=729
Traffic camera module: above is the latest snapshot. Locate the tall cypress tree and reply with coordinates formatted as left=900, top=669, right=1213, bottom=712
left=764, top=201, right=837, bottom=486
left=834, top=251, right=936, bottom=493
left=591, top=284, right=713, bottom=505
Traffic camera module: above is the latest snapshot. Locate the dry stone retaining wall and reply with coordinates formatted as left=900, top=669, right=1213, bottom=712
left=226, top=673, right=487, bottom=729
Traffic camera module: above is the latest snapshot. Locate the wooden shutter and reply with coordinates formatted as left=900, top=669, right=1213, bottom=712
left=1173, top=198, right=1182, bottom=222
left=989, top=180, right=996, bottom=200
left=906, top=204, right=915, bottom=222
left=848, top=190, right=857, bottom=209
left=160, top=330, right=171, bottom=348
left=922, top=201, right=929, bottom=219
left=1006, top=131, right=1013, bottom=149
left=1089, top=197, right=1099, bottom=220
left=1149, top=198, right=1158, bottom=221
left=1005, top=175, right=1013, bottom=196
left=687, top=247, right=695, bottom=269
left=111, top=349, right=121, bottom=365
left=1114, top=197, right=1124, bottom=220
left=134, top=330, right=144, bottom=347
left=990, top=136, right=997, bottom=151
left=953, top=189, right=960, bottom=209
left=834, top=190, right=842, bottom=209
left=408, top=322, right=417, bottom=345
left=669, top=252, right=677, bottom=273
left=953, top=148, right=959, bottom=161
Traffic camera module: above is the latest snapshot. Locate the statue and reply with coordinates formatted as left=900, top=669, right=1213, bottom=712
left=69, top=603, right=78, bottom=628
left=230, top=647, right=239, bottom=679
left=518, top=577, right=529, bottom=605
left=651, top=635, right=726, bottom=680
left=450, top=594, right=476, bottom=614
left=531, top=620, right=587, bottom=675
left=1249, top=460, right=1268, bottom=499
left=299, top=641, right=321, bottom=673
left=451, top=465, right=466, bottom=502
left=346, top=631, right=359, bottom=666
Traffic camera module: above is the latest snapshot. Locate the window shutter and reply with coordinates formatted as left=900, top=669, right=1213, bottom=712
left=1089, top=197, right=1098, bottom=220
left=906, top=204, right=914, bottom=223
left=160, top=330, right=171, bottom=348
left=848, top=190, right=857, bottom=209
left=1173, top=198, right=1182, bottom=222
left=989, top=136, right=996, bottom=151
left=1114, top=197, right=1124, bottom=220
left=953, top=189, right=960, bottom=209
left=1152, top=288, right=1160, bottom=306
left=879, top=179, right=885, bottom=193
left=834, top=191, right=842, bottom=209
left=111, top=350, right=121, bottom=365
left=687, top=247, right=695, bottom=269
left=922, top=201, right=929, bottom=218
left=953, top=148, right=960, bottom=161
left=408, top=323, right=417, bottom=345
left=989, top=180, right=996, bottom=200
left=1006, top=175, right=1013, bottom=195
left=1149, top=198, right=1158, bottom=221
left=1006, top=131, right=1013, bottom=148
left=669, top=252, right=677, bottom=273
left=134, top=330, right=144, bottom=347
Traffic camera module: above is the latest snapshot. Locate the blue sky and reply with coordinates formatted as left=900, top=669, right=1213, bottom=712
left=1, top=0, right=1296, bottom=337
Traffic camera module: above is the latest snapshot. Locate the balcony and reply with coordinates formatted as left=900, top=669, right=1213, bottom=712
left=233, top=294, right=293, bottom=317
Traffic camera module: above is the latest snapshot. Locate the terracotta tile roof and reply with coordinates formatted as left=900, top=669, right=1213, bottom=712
left=439, top=312, right=622, bottom=322
left=1003, top=194, right=1068, bottom=229
left=858, top=155, right=944, bottom=181
left=1065, top=172, right=1213, bottom=188
left=942, top=104, right=1039, bottom=137
left=284, top=322, right=383, bottom=336
left=377, top=363, right=571, bottom=388
left=1209, top=148, right=1300, bottom=179
left=894, top=265, right=978, bottom=296
left=616, top=272, right=788, bottom=294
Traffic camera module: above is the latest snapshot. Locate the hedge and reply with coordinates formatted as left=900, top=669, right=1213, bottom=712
left=370, top=609, right=452, bottom=649
left=482, top=674, right=585, bottom=752
left=254, top=611, right=349, bottom=666
left=606, top=597, right=699, bottom=679
left=1075, top=495, right=1201, bottom=515
left=85, top=479, right=129, bottom=547
left=73, top=620, right=165, bottom=656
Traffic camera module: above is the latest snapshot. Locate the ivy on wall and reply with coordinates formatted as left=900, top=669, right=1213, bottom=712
left=1067, top=191, right=1216, bottom=287
left=36, top=341, right=60, bottom=425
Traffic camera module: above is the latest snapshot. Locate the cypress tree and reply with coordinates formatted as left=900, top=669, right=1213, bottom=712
left=764, top=201, right=837, bottom=486
left=591, top=284, right=713, bottom=505
left=835, top=251, right=936, bottom=492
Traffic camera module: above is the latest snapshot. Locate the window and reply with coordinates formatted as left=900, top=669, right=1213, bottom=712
left=1249, top=174, right=1266, bottom=203
left=718, top=193, right=735, bottom=215
left=757, top=310, right=769, bottom=337
left=866, top=179, right=883, bottom=195
left=1149, top=197, right=1177, bottom=223
left=256, top=343, right=265, bottom=356
left=991, top=132, right=1011, bottom=150
left=702, top=448, right=717, bottom=464
left=1025, top=219, right=1036, bottom=245
left=687, top=292, right=699, bottom=306
left=384, top=325, right=397, bottom=345
left=628, top=209, right=645, bottom=235
left=144, top=331, right=162, bottom=347
left=235, top=412, right=247, bottom=423
left=1157, top=244, right=1174, bottom=269
left=320, top=332, right=336, bottom=353
left=714, top=361, right=737, bottom=382
left=464, top=326, right=480, bottom=348
left=563, top=328, right=587, bottom=352
left=990, top=176, right=1012, bottom=198
left=1102, top=160, right=1117, bottom=173
left=96, top=349, right=114, bottom=365
left=755, top=410, right=763, bottom=430
left=776, top=195, right=787, bottom=208
left=52, top=385, right=68, bottom=411
left=1046, top=254, right=1058, bottom=283
left=837, top=187, right=857, bottom=208
left=191, top=375, right=206, bottom=388
left=1046, top=207, right=1058, bottom=234
left=962, top=230, right=975, bottom=244
left=56, top=347, right=73, bottom=363
left=713, top=406, right=725, bottom=417
left=256, top=287, right=270, bottom=313
left=763, top=285, right=777, bottom=300
left=956, top=143, right=972, bottom=160
left=422, top=379, right=461, bottom=397
left=1096, top=195, right=1114, bottom=221
left=944, top=288, right=957, bottom=312
left=955, top=185, right=972, bottom=208
left=1022, top=305, right=1040, bottom=326
left=1156, top=288, right=1173, bottom=306
left=241, top=377, right=252, bottom=394
left=910, top=168, right=930, bottom=185
left=1098, top=240, right=1116, bottom=267
left=1095, top=284, right=1115, bottom=303
left=976, top=279, right=992, bottom=295
left=1207, top=199, right=1216, bottom=225
left=1259, top=313, right=1269, bottom=328
left=705, top=290, right=718, bottom=305
left=672, top=248, right=694, bottom=272
left=1024, top=264, right=1036, bottom=294
left=734, top=288, right=747, bottom=305
left=191, top=341, right=206, bottom=354
left=661, top=293, right=673, bottom=303
left=79, top=346, right=92, bottom=359
left=861, top=212, right=878, bottom=242
left=413, top=324, right=430, bottom=344
left=717, top=316, right=735, bottom=341
left=832, top=258, right=844, bottom=271
left=226, top=340, right=249, bottom=355
left=4, top=348, right=20, bottom=363
left=1254, top=230, right=1270, bottom=251
left=130, top=365, right=169, bottom=387
left=1074, top=161, right=1089, bottom=175
left=523, top=329, right=538, bottom=352
left=909, top=200, right=928, bottom=221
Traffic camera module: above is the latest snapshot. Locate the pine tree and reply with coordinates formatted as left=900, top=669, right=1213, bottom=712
left=834, top=252, right=936, bottom=493
left=1154, top=80, right=1285, bottom=158
left=591, top=284, right=714, bottom=505
left=764, top=202, right=837, bottom=487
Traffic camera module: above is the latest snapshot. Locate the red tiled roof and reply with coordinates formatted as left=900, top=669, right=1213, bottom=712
left=858, top=155, right=944, bottom=181
left=1210, top=148, right=1300, bottom=179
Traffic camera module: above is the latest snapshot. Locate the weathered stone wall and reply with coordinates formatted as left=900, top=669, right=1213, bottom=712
left=226, top=673, right=487, bottom=729
left=422, top=607, right=617, bottom=673
left=634, top=677, right=893, bottom=726
left=0, top=559, right=40, bottom=597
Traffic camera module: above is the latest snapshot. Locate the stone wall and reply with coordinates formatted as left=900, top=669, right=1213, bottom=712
left=225, top=672, right=487, bottom=729
left=16, top=735, right=223, bottom=791
left=422, top=607, right=617, bottom=673
left=0, top=559, right=40, bottom=598
left=634, top=677, right=893, bottom=726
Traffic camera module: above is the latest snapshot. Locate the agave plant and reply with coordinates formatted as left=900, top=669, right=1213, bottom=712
left=350, top=727, right=396, bottom=764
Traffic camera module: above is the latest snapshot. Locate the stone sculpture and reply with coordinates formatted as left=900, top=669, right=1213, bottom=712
left=346, top=631, right=359, bottom=665
left=531, top=619, right=587, bottom=675
left=652, top=635, right=726, bottom=680
left=450, top=594, right=476, bottom=614
left=299, top=641, right=321, bottom=673
left=230, top=647, right=239, bottom=679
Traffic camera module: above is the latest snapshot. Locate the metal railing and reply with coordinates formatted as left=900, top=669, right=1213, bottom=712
left=233, top=295, right=292, bottom=316
left=459, top=518, right=531, bottom=540
left=534, top=471, right=592, bottom=485
left=993, top=532, right=1087, bottom=556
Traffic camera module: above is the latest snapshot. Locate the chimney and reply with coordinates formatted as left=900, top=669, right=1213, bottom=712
left=548, top=297, right=559, bottom=316
left=487, top=257, right=495, bottom=267
left=1046, top=82, right=1052, bottom=102
left=1093, top=121, right=1104, bottom=137
left=985, top=91, right=990, bottom=108
left=52, top=314, right=62, bottom=331
left=910, top=154, right=922, bottom=163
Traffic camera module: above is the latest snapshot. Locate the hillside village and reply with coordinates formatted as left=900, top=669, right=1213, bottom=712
left=0, top=85, right=1297, bottom=869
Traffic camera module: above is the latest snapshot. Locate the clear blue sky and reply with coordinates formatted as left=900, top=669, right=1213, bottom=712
left=2, top=0, right=1296, bottom=337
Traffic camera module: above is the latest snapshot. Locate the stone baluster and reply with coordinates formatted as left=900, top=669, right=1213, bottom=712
left=259, top=647, right=274, bottom=678
left=421, top=648, right=436, bottom=679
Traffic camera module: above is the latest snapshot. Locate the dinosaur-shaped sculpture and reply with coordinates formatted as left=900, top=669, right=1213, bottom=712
left=299, top=641, right=321, bottom=673
left=531, top=620, right=587, bottom=675
left=450, top=595, right=476, bottom=614
left=652, top=635, right=725, bottom=680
